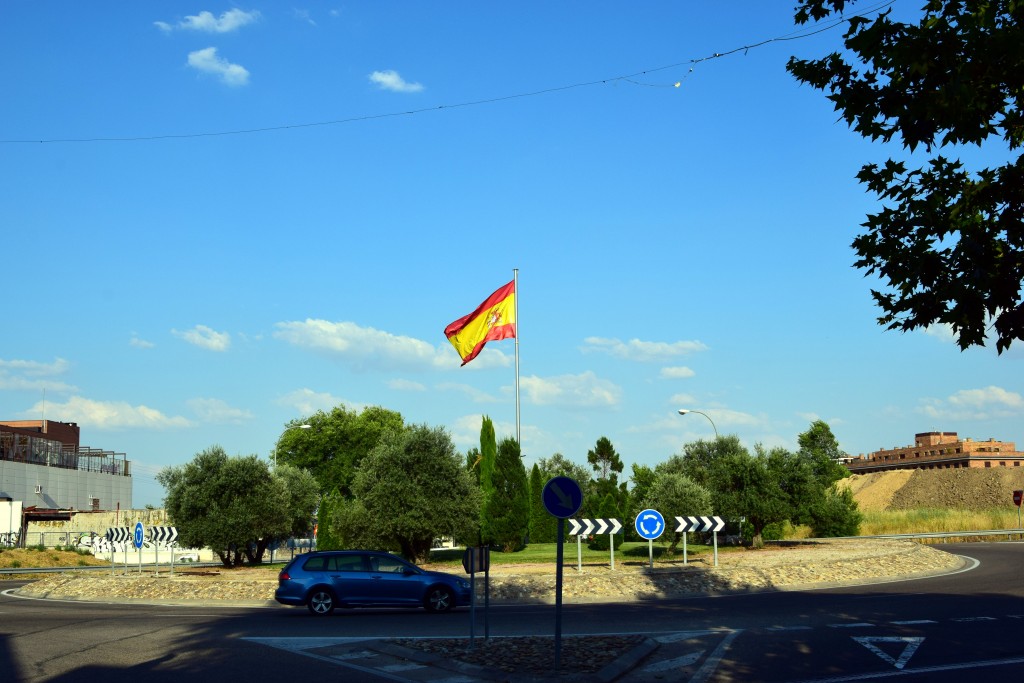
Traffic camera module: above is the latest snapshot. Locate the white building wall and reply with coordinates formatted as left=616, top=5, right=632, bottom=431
left=0, top=459, right=132, bottom=510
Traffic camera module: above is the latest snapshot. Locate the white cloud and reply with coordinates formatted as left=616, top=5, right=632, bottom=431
left=186, top=398, right=253, bottom=424
left=668, top=393, right=697, bottom=406
left=449, top=414, right=521, bottom=451
left=436, top=382, right=499, bottom=403
left=276, top=388, right=353, bottom=415
left=130, top=335, right=155, bottom=349
left=368, top=70, right=424, bottom=93
left=388, top=378, right=426, bottom=392
left=274, top=319, right=454, bottom=370
left=173, top=324, right=231, bottom=351
left=660, top=366, right=695, bottom=379
left=25, top=396, right=191, bottom=430
left=918, top=385, right=1024, bottom=420
left=0, top=357, right=70, bottom=375
left=156, top=9, right=261, bottom=33
left=293, top=9, right=316, bottom=26
left=0, top=357, right=77, bottom=393
left=582, top=337, right=708, bottom=362
left=519, top=371, right=621, bottom=408
left=187, top=48, right=250, bottom=87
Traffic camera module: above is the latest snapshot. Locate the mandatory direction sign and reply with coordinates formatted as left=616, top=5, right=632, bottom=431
left=634, top=509, right=665, bottom=540
left=542, top=476, right=584, bottom=519
left=133, top=522, right=145, bottom=549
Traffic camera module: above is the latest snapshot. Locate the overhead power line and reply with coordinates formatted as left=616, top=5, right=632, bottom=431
left=2, top=2, right=895, bottom=145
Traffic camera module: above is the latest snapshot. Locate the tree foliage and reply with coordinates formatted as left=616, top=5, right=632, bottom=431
left=276, top=405, right=404, bottom=498
left=157, top=446, right=318, bottom=567
left=641, top=471, right=713, bottom=554
left=482, top=437, right=531, bottom=552
left=331, top=424, right=480, bottom=563
left=528, top=463, right=558, bottom=543
left=788, top=1, right=1024, bottom=352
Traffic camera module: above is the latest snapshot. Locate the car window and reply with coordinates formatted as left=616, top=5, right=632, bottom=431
left=302, top=555, right=328, bottom=572
left=327, top=555, right=365, bottom=572
left=372, top=555, right=410, bottom=573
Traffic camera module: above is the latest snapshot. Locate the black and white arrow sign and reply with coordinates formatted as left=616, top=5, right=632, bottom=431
left=675, top=515, right=726, bottom=533
left=105, top=527, right=131, bottom=543
left=568, top=518, right=622, bottom=535
left=150, top=526, right=179, bottom=545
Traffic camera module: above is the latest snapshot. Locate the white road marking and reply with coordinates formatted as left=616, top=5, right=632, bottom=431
left=655, top=630, right=725, bottom=643
left=852, top=636, right=923, bottom=670
left=690, top=629, right=742, bottom=683
left=828, top=623, right=874, bottom=628
left=889, top=620, right=936, bottom=625
left=642, top=650, right=703, bottom=672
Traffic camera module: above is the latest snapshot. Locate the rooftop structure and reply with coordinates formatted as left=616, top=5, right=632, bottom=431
left=844, top=432, right=1024, bottom=474
left=0, top=420, right=132, bottom=514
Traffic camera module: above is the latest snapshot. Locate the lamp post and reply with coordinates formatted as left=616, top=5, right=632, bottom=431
left=274, top=424, right=311, bottom=467
left=677, top=409, right=718, bottom=439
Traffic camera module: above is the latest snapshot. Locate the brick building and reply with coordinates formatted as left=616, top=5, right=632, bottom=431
left=844, top=431, right=1024, bottom=474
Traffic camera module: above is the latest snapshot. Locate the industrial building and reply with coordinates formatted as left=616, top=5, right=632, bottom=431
left=844, top=431, right=1024, bottom=474
left=0, top=420, right=132, bottom=544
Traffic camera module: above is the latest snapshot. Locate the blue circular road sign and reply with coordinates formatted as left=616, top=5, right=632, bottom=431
left=133, top=522, right=145, bottom=549
left=542, top=477, right=583, bottom=519
left=634, top=509, right=665, bottom=540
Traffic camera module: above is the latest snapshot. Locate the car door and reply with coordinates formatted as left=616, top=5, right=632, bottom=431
left=326, top=553, right=375, bottom=604
left=362, top=553, right=424, bottom=605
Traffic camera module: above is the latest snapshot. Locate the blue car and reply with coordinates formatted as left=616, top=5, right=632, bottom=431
left=275, top=550, right=472, bottom=616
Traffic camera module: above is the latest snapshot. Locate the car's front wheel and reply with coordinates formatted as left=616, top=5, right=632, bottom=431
left=307, top=588, right=336, bottom=616
left=424, top=585, right=454, bottom=613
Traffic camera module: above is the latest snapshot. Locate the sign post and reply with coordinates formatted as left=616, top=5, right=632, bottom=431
left=462, top=546, right=491, bottom=647
left=133, top=522, right=145, bottom=574
left=542, top=477, right=583, bottom=672
left=634, top=509, right=665, bottom=569
left=568, top=518, right=623, bottom=570
left=1014, top=490, right=1023, bottom=531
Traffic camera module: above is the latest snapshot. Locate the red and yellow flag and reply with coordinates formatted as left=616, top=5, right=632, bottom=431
left=445, top=280, right=516, bottom=365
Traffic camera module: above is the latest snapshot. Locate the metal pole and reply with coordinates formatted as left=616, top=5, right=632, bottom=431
left=713, top=530, right=720, bottom=567
left=555, top=518, right=564, bottom=671
left=577, top=534, right=582, bottom=572
left=610, top=532, right=615, bottom=571
left=513, top=268, right=520, bottom=445
left=683, top=532, right=688, bottom=565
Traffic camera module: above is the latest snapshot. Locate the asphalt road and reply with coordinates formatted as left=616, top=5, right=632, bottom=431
left=1, top=542, right=1022, bottom=682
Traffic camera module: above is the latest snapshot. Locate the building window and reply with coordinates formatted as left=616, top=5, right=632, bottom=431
left=985, top=462, right=992, bottom=468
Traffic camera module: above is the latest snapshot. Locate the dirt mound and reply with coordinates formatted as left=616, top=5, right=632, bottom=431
left=841, top=468, right=1024, bottom=511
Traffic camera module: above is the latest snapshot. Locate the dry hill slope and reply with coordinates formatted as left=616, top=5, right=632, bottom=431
left=841, top=468, right=1024, bottom=511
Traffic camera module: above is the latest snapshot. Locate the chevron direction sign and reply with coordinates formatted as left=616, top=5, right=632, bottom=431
left=567, top=518, right=623, bottom=536
left=105, top=527, right=131, bottom=544
left=150, top=526, right=179, bottom=545
left=674, top=516, right=726, bottom=533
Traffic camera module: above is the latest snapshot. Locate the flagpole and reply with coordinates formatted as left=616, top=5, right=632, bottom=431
left=514, top=268, right=520, bottom=445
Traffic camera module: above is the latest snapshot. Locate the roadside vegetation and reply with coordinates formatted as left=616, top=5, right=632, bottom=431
left=0, top=545, right=107, bottom=570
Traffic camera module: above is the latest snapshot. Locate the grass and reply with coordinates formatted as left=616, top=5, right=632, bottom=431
left=0, top=546, right=108, bottom=570
left=859, top=508, right=1024, bottom=537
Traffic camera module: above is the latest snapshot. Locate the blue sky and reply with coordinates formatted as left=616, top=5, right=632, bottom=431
left=2, top=3, right=1021, bottom=508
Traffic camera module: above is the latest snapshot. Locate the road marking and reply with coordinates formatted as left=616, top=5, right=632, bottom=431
left=767, top=625, right=814, bottom=631
left=786, top=655, right=1024, bottom=682
left=889, top=620, right=936, bottom=625
left=643, top=650, right=704, bottom=672
left=655, top=630, right=724, bottom=643
left=951, top=616, right=997, bottom=622
left=690, top=629, right=742, bottom=683
left=852, top=636, right=923, bottom=670
left=828, top=623, right=874, bottom=628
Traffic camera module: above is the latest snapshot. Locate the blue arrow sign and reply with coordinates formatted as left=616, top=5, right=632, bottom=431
left=133, top=522, right=145, bottom=549
left=542, top=476, right=583, bottom=519
left=634, top=509, right=665, bottom=540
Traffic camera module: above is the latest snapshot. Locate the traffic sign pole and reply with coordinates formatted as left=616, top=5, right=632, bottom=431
left=554, top=517, right=564, bottom=671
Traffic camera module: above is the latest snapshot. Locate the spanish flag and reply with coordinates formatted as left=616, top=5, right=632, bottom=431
left=445, top=280, right=516, bottom=365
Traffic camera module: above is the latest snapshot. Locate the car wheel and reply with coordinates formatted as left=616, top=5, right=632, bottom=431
left=425, top=585, right=454, bottom=613
left=307, top=588, right=336, bottom=616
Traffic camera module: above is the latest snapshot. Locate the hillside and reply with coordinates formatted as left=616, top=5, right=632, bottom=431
left=840, top=467, right=1024, bottom=511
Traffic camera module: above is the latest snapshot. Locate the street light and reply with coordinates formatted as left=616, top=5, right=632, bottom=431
left=274, top=424, right=311, bottom=466
left=677, top=409, right=718, bottom=439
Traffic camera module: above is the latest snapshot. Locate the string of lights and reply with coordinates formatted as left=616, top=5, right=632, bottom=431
left=2, top=1, right=895, bottom=145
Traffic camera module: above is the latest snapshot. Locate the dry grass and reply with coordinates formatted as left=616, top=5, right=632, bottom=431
left=0, top=547, right=109, bottom=570
left=860, top=508, right=1024, bottom=536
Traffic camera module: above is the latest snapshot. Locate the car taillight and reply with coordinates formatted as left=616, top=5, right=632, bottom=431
left=278, top=571, right=291, bottom=581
